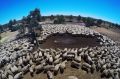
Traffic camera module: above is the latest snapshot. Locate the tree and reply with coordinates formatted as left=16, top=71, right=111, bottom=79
left=0, top=25, right=3, bottom=33
left=69, top=15, right=73, bottom=22
left=82, top=17, right=87, bottom=23
left=96, top=19, right=102, bottom=26
left=29, top=18, right=38, bottom=33
left=13, top=19, right=17, bottom=24
left=41, top=16, right=45, bottom=21
left=50, top=15, right=54, bottom=20
left=77, top=15, right=81, bottom=22
left=8, top=20, right=13, bottom=31
left=54, top=15, right=65, bottom=24
left=29, top=8, right=41, bottom=22
left=85, top=17, right=95, bottom=27
left=0, top=34, right=2, bottom=43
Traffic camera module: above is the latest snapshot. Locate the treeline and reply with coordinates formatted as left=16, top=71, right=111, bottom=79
left=0, top=8, right=42, bottom=34
left=0, top=8, right=120, bottom=33
left=43, top=15, right=120, bottom=28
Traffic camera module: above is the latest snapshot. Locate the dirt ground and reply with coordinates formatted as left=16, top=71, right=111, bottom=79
left=0, top=31, right=18, bottom=43
left=40, top=33, right=101, bottom=49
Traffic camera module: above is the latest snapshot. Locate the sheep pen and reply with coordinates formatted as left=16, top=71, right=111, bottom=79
left=0, top=24, right=120, bottom=79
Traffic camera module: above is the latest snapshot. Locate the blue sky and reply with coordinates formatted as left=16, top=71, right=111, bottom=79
left=0, top=0, right=120, bottom=24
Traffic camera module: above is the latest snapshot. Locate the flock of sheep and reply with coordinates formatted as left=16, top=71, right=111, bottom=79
left=0, top=24, right=120, bottom=79
left=39, top=24, right=115, bottom=46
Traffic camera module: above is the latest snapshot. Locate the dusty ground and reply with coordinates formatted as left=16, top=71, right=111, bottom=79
left=0, top=31, right=18, bottom=43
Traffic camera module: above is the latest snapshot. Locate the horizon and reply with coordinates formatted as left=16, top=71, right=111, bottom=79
left=0, top=0, right=120, bottom=25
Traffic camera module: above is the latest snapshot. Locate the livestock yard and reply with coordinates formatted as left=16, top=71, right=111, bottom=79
left=0, top=24, right=120, bottom=79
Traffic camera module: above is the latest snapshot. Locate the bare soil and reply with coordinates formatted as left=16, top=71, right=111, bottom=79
left=40, top=33, right=101, bottom=49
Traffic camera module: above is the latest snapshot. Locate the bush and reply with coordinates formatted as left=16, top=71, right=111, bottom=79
left=54, top=15, right=65, bottom=24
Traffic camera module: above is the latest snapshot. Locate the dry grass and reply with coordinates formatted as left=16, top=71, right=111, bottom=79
left=92, top=27, right=120, bottom=42
left=0, top=31, right=18, bottom=43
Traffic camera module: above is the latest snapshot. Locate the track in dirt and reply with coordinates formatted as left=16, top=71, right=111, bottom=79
left=40, top=33, right=101, bottom=49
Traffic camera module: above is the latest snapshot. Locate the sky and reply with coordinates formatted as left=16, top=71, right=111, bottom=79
left=0, top=0, right=120, bottom=24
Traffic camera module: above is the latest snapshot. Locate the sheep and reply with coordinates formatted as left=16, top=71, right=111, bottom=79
left=22, top=56, right=28, bottom=65
left=29, top=65, right=35, bottom=77
left=54, top=64, right=60, bottom=75
left=6, top=64, right=12, bottom=70
left=14, top=72, right=23, bottom=79
left=81, top=64, right=89, bottom=73
left=54, top=54, right=61, bottom=60
left=90, top=64, right=96, bottom=73
left=17, top=66, right=22, bottom=72
left=60, top=60, right=67, bottom=73
left=35, top=64, right=44, bottom=73
left=101, top=69, right=109, bottom=78
left=8, top=75, right=14, bottom=79
left=18, top=57, right=23, bottom=66
left=74, top=55, right=81, bottom=63
left=10, top=64, right=19, bottom=74
left=35, top=57, right=44, bottom=65
left=86, top=55, right=93, bottom=65
left=7, top=69, right=14, bottom=76
left=47, top=71, right=54, bottom=79
left=54, top=58, right=62, bottom=65
left=67, top=76, right=78, bottom=79
left=62, top=52, right=67, bottom=59
left=22, top=64, right=30, bottom=74
left=43, top=65, right=54, bottom=71
left=71, top=61, right=81, bottom=69
left=26, top=53, right=30, bottom=61
left=82, top=63, right=91, bottom=68
left=114, top=72, right=119, bottom=79
left=34, top=52, right=39, bottom=59
left=48, top=56, right=53, bottom=64
left=66, top=53, right=75, bottom=60
left=0, top=72, right=7, bottom=79
left=38, top=51, right=43, bottom=57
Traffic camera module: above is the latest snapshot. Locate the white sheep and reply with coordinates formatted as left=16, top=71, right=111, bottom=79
left=10, top=65, right=19, bottom=74
left=8, top=75, right=14, bottom=79
left=54, top=64, right=60, bottom=75
left=22, top=64, right=30, bottom=74
left=60, top=60, right=67, bottom=73
left=74, top=55, right=81, bottom=63
left=54, top=58, right=62, bottom=65
left=67, top=76, right=78, bottom=79
left=47, top=71, right=54, bottom=79
left=71, top=61, right=81, bottom=69
left=43, top=65, right=54, bottom=71
left=14, top=72, right=23, bottom=79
